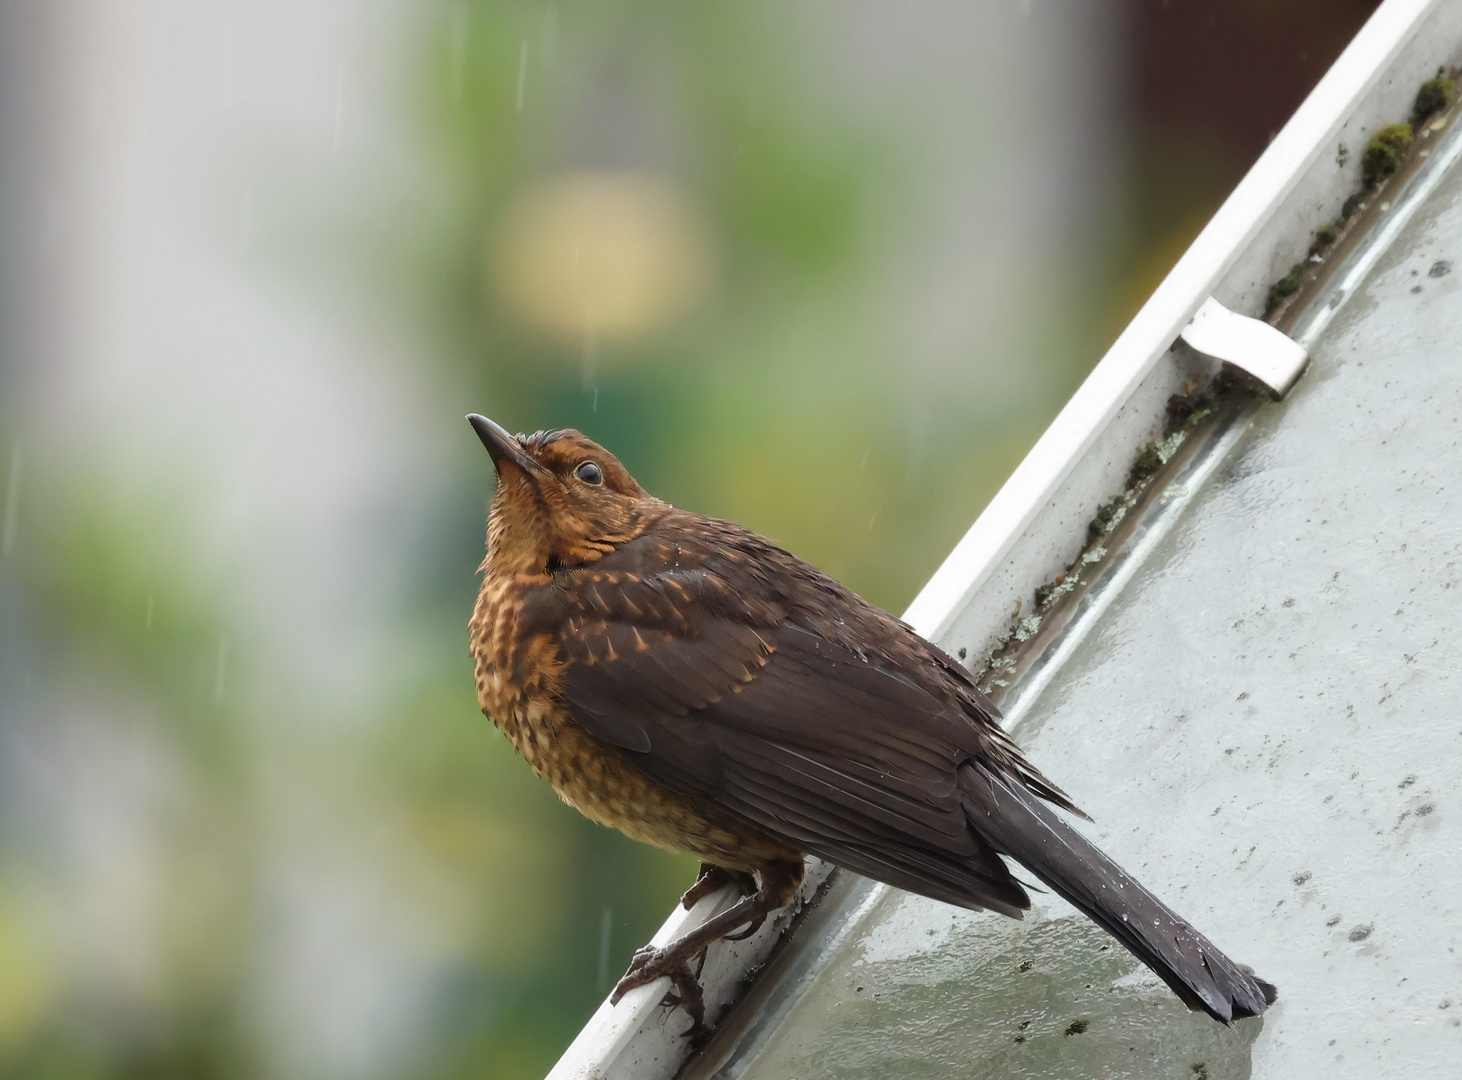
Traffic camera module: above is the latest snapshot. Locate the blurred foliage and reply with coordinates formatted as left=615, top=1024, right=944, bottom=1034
left=405, top=0, right=1047, bottom=614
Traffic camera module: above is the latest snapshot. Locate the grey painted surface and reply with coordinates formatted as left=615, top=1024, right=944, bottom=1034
left=722, top=100, right=1462, bottom=1080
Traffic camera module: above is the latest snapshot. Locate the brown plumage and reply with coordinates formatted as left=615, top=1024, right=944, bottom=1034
left=466, top=415, right=1275, bottom=1034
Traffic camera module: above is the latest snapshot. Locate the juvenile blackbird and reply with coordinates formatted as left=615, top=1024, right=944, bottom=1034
left=466, top=415, right=1275, bottom=1033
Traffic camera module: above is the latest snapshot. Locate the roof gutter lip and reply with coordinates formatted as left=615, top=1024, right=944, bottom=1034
left=903, top=0, right=1442, bottom=644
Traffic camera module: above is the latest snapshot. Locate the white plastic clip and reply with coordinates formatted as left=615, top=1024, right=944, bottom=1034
left=1180, top=296, right=1310, bottom=399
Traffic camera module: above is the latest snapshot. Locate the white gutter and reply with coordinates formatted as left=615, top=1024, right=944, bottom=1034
left=548, top=1, right=1462, bottom=1076
left=907, top=0, right=1461, bottom=660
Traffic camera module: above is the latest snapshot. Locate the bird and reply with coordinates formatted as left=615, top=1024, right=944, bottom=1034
left=465, top=414, right=1276, bottom=1036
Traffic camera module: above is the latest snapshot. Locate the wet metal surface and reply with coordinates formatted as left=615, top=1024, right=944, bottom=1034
left=702, top=95, right=1462, bottom=1080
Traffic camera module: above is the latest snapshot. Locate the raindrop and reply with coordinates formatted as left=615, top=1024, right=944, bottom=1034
left=597, top=907, right=614, bottom=991
left=239, top=186, right=255, bottom=256
left=145, top=594, right=155, bottom=630
left=515, top=39, right=528, bottom=113
left=581, top=316, right=599, bottom=388
left=214, top=634, right=229, bottom=704
left=449, top=4, right=469, bottom=101
left=333, top=61, right=345, bottom=150
left=1, top=443, right=20, bottom=558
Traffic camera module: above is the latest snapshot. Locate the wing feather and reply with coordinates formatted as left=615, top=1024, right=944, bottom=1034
left=539, top=520, right=1066, bottom=915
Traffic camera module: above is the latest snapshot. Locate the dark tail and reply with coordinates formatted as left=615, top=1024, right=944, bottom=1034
left=961, top=762, right=1276, bottom=1023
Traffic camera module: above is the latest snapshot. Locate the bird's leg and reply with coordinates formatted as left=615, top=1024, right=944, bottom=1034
left=685, top=865, right=763, bottom=942
left=718, top=865, right=770, bottom=941
left=611, top=858, right=804, bottom=1037
left=681, top=863, right=757, bottom=910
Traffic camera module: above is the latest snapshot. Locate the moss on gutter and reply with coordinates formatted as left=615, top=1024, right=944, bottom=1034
left=1361, top=122, right=1414, bottom=188
left=976, top=380, right=1243, bottom=691
left=1264, top=67, right=1461, bottom=322
left=1413, top=74, right=1457, bottom=124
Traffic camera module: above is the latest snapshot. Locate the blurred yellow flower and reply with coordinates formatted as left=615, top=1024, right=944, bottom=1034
left=493, top=171, right=713, bottom=349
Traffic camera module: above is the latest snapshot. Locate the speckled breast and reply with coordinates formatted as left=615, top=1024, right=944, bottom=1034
left=469, top=571, right=798, bottom=870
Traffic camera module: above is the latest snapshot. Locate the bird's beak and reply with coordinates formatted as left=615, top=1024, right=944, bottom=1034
left=467, top=414, right=541, bottom=476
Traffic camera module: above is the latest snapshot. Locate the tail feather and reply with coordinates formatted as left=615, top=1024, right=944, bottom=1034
left=960, top=762, right=1276, bottom=1023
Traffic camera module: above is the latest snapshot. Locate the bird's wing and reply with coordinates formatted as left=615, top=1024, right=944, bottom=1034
left=519, top=529, right=1033, bottom=915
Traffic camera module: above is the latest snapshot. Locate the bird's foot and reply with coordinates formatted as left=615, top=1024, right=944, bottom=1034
left=611, top=858, right=804, bottom=1041
left=681, top=863, right=757, bottom=910
left=610, top=943, right=710, bottom=1039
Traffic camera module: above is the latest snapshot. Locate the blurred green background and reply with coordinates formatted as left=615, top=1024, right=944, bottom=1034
left=0, top=1, right=1376, bottom=1077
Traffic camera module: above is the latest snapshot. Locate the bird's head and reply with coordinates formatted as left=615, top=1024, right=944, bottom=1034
left=468, top=415, right=663, bottom=575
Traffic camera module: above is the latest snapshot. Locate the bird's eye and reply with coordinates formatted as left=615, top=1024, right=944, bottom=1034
left=574, top=461, right=604, bottom=485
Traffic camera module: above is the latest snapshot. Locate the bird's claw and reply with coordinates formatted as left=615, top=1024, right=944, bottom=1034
left=608, top=945, right=658, bottom=1003
left=610, top=860, right=802, bottom=1041
left=659, top=977, right=710, bottom=1041
left=724, top=914, right=766, bottom=941
left=610, top=944, right=710, bottom=1040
